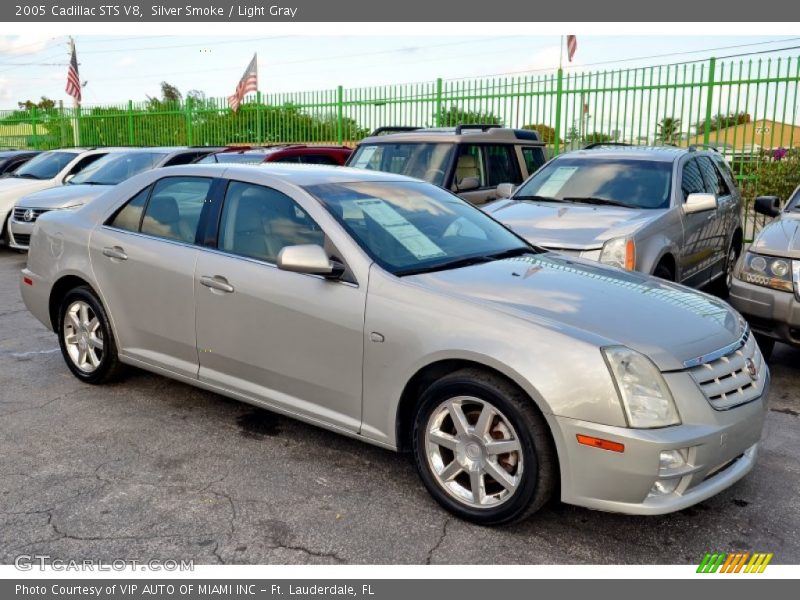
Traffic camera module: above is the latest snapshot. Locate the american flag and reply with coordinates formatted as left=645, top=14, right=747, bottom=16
left=566, top=35, right=578, bottom=63
left=65, top=41, right=81, bottom=103
left=228, top=53, right=258, bottom=112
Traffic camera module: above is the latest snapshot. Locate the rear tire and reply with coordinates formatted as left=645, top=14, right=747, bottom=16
left=412, top=368, right=556, bottom=525
left=57, top=286, right=125, bottom=384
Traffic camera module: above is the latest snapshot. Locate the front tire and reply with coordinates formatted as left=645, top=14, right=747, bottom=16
left=754, top=334, right=775, bottom=361
left=57, top=286, right=124, bottom=384
left=412, top=368, right=556, bottom=525
left=712, top=243, right=739, bottom=298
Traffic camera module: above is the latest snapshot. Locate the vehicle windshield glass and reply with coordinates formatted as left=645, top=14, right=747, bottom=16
left=348, top=143, right=455, bottom=187
left=306, top=180, right=532, bottom=276
left=70, top=152, right=164, bottom=185
left=515, top=156, right=673, bottom=209
left=198, top=153, right=266, bottom=164
left=13, top=151, right=75, bottom=180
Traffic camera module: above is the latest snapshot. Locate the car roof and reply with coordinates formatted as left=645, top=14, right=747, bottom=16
left=358, top=126, right=543, bottom=145
left=0, top=150, right=39, bottom=158
left=163, top=163, right=422, bottom=186
left=556, top=145, right=712, bottom=162
left=221, top=145, right=350, bottom=155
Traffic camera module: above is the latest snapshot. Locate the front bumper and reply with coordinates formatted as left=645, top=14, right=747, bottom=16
left=552, top=372, right=769, bottom=515
left=8, top=216, right=34, bottom=250
left=729, top=277, right=800, bottom=347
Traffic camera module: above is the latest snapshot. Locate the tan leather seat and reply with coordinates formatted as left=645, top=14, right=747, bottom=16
left=455, top=154, right=480, bottom=186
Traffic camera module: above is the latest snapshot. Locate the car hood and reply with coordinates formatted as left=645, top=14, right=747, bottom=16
left=749, top=213, right=800, bottom=259
left=484, top=199, right=663, bottom=249
left=407, top=252, right=744, bottom=371
left=16, top=184, right=108, bottom=209
left=0, top=178, right=54, bottom=198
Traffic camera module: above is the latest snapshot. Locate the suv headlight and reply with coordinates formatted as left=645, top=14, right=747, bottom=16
left=599, top=237, right=636, bottom=270
left=602, top=346, right=681, bottom=428
left=736, top=251, right=795, bottom=294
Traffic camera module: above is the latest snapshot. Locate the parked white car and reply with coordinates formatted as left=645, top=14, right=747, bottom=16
left=0, top=148, right=122, bottom=248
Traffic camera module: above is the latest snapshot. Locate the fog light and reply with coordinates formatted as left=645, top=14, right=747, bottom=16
left=649, top=478, right=680, bottom=496
left=659, top=449, right=686, bottom=471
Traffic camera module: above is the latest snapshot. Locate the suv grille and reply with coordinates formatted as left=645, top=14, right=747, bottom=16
left=12, top=207, right=49, bottom=222
left=688, top=331, right=764, bottom=410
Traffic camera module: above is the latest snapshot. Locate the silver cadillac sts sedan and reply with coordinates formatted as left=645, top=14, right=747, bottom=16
left=21, top=164, right=769, bottom=525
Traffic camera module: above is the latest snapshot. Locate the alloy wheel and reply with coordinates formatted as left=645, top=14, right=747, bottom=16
left=62, top=300, right=104, bottom=373
left=425, top=396, right=524, bottom=508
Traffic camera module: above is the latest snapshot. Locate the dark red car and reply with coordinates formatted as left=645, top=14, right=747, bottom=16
left=196, top=144, right=352, bottom=166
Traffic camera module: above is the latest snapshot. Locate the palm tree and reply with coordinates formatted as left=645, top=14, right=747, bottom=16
left=655, top=117, right=682, bottom=144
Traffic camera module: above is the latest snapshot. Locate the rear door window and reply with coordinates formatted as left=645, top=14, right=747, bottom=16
left=521, top=146, right=546, bottom=176
left=680, top=158, right=706, bottom=201
left=139, top=177, right=212, bottom=244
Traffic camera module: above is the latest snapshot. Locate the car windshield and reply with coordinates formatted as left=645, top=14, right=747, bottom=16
left=13, top=151, right=75, bottom=180
left=198, top=153, right=266, bottom=164
left=306, top=180, right=533, bottom=276
left=514, top=157, right=673, bottom=209
left=69, top=152, right=164, bottom=185
left=348, top=143, right=455, bottom=187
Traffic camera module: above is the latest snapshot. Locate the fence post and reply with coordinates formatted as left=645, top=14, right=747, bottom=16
left=703, top=57, right=717, bottom=146
left=30, top=106, right=39, bottom=150
left=185, top=97, right=194, bottom=146
left=553, top=68, right=564, bottom=156
left=336, top=85, right=344, bottom=145
left=256, top=91, right=263, bottom=143
left=435, top=78, right=443, bottom=127
left=127, top=100, right=134, bottom=145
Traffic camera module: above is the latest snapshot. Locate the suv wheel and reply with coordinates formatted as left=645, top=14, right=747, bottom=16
left=653, top=261, right=674, bottom=281
left=58, top=286, right=124, bottom=384
left=412, top=368, right=556, bottom=525
left=712, top=243, right=739, bottom=298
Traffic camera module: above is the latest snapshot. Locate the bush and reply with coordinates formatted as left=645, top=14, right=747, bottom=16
left=738, top=148, right=800, bottom=205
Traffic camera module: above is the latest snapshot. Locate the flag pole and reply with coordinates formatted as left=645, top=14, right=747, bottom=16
left=559, top=35, right=564, bottom=70
left=69, top=37, right=81, bottom=147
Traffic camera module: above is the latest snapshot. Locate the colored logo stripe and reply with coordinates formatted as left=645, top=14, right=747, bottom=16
left=697, top=552, right=773, bottom=573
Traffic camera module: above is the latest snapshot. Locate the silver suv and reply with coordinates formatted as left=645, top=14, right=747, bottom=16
left=346, top=125, right=546, bottom=205
left=484, top=146, right=744, bottom=294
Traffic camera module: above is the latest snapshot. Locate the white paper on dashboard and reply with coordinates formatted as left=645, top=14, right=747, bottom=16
left=354, top=198, right=447, bottom=260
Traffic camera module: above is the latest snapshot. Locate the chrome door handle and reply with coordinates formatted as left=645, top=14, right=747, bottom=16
left=102, top=246, right=128, bottom=261
left=200, top=275, right=234, bottom=293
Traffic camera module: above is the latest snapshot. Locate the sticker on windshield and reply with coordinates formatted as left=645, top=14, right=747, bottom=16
left=351, top=146, right=378, bottom=169
left=536, top=166, right=579, bottom=197
left=353, top=198, right=447, bottom=260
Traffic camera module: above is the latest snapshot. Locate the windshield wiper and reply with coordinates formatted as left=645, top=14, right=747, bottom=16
left=513, top=195, right=568, bottom=203
left=397, top=246, right=534, bottom=276
left=75, top=181, right=108, bottom=186
left=562, top=196, right=634, bottom=208
left=13, top=173, right=41, bottom=179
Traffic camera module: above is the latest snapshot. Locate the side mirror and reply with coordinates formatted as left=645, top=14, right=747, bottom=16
left=684, top=193, right=718, bottom=214
left=455, top=176, right=480, bottom=192
left=277, top=244, right=344, bottom=279
left=754, top=195, right=781, bottom=217
left=495, top=183, right=515, bottom=199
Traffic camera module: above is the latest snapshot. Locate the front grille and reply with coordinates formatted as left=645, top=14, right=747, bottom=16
left=12, top=207, right=49, bottom=222
left=688, top=331, right=764, bottom=410
left=12, top=233, right=30, bottom=246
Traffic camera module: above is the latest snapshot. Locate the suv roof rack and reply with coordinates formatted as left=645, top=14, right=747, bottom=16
left=454, top=123, right=500, bottom=135
left=369, top=126, right=421, bottom=136
left=583, top=142, right=633, bottom=149
left=688, top=144, right=720, bottom=153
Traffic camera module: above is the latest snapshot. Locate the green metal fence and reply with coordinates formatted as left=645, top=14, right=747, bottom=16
left=1, top=53, right=799, bottom=238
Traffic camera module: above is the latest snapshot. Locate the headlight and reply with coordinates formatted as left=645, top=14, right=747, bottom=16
left=602, top=346, right=681, bottom=428
left=599, top=237, right=636, bottom=270
left=736, top=251, right=795, bottom=293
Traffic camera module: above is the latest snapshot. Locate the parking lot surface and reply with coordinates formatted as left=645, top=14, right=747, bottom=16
left=1, top=248, right=798, bottom=565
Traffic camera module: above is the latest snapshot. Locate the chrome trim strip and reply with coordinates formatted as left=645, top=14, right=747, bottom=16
left=682, top=326, right=749, bottom=369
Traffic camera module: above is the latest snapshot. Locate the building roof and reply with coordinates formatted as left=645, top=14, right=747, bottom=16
left=685, top=119, right=800, bottom=150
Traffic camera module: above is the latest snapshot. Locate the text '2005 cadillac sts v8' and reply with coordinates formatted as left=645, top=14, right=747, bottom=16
left=21, top=164, right=769, bottom=525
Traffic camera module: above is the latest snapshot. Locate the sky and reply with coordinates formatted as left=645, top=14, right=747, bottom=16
left=0, top=34, right=799, bottom=107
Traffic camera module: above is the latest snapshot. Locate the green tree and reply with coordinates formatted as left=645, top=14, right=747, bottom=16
left=695, top=112, right=750, bottom=134
left=522, top=123, right=557, bottom=144
left=584, top=131, right=614, bottom=144
left=436, top=105, right=502, bottom=127
left=655, top=117, right=682, bottom=143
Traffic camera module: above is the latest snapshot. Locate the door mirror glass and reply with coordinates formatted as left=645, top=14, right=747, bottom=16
left=277, top=244, right=344, bottom=279
left=495, top=183, right=515, bottom=199
left=684, top=193, right=717, bottom=214
left=754, top=195, right=781, bottom=217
